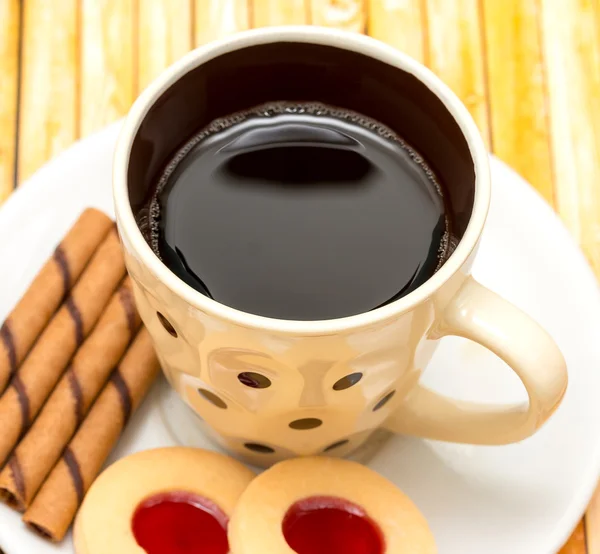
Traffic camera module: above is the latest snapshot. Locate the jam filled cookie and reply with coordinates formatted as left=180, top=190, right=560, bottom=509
left=229, top=456, right=436, bottom=554
left=74, top=447, right=255, bottom=554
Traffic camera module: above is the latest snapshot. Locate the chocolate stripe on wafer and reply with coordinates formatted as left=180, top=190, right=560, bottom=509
left=65, top=296, right=84, bottom=347
left=11, top=374, right=30, bottom=433
left=119, top=286, right=137, bottom=338
left=110, top=370, right=132, bottom=425
left=62, top=447, right=84, bottom=504
left=52, top=245, right=71, bottom=299
left=7, top=456, right=25, bottom=505
left=0, top=322, right=17, bottom=379
left=66, top=367, right=84, bottom=425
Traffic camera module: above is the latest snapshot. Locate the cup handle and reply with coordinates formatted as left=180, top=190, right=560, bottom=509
left=384, top=276, right=568, bottom=444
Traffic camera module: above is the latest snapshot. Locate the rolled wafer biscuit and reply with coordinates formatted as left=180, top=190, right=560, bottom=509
left=0, top=229, right=125, bottom=468
left=23, top=328, right=160, bottom=542
left=0, top=278, right=141, bottom=511
left=0, top=209, right=113, bottom=393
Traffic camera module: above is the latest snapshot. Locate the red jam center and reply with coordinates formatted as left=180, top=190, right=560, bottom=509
left=131, top=492, right=229, bottom=554
left=282, top=496, right=384, bottom=554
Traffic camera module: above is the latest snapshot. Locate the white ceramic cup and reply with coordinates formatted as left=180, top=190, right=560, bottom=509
left=113, top=27, right=567, bottom=467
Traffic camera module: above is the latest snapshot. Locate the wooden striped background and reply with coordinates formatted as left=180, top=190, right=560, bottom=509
left=0, top=1, right=599, bottom=551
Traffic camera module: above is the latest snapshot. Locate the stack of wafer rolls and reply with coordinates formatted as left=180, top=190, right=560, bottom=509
left=24, top=328, right=160, bottom=541
left=0, top=209, right=113, bottom=393
left=0, top=226, right=125, bottom=466
left=0, top=277, right=142, bottom=510
left=0, top=209, right=160, bottom=542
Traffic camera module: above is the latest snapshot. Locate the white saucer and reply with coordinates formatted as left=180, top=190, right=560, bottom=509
left=1, top=122, right=600, bottom=554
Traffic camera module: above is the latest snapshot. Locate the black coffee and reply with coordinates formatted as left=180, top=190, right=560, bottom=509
left=142, top=102, right=451, bottom=321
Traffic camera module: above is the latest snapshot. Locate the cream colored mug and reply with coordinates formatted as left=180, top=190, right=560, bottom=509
left=113, top=27, right=567, bottom=467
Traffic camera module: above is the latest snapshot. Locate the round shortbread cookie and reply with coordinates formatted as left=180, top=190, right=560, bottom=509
left=74, top=447, right=255, bottom=554
left=229, top=456, right=436, bottom=554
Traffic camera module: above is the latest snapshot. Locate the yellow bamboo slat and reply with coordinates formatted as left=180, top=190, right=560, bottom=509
left=138, top=0, right=192, bottom=92
left=559, top=520, right=588, bottom=554
left=253, top=0, right=308, bottom=26
left=541, top=0, right=600, bottom=276
left=367, top=0, right=425, bottom=63
left=194, top=0, right=250, bottom=47
left=18, top=0, right=78, bottom=184
left=0, top=0, right=20, bottom=203
left=309, top=0, right=366, bottom=33
left=423, top=0, right=491, bottom=147
left=81, top=0, right=135, bottom=137
left=482, top=0, right=553, bottom=204
left=585, top=482, right=600, bottom=553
